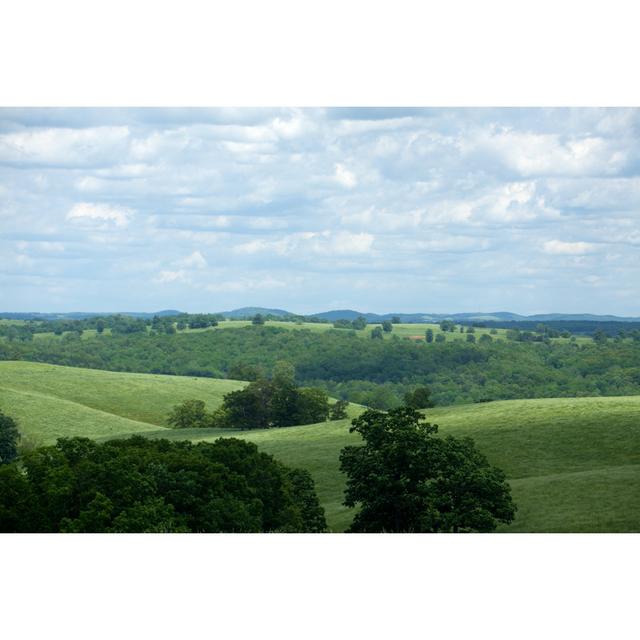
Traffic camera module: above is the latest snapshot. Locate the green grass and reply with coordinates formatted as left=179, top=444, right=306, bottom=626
left=0, top=361, right=245, bottom=429
left=2, top=361, right=639, bottom=532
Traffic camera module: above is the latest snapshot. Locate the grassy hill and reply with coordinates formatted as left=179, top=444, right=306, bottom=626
left=2, top=361, right=639, bottom=532
left=0, top=361, right=245, bottom=442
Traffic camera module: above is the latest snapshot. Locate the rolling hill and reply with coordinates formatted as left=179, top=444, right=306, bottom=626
left=2, top=361, right=639, bottom=532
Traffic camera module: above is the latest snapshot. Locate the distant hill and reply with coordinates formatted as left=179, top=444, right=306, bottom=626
left=2, top=307, right=639, bottom=323
left=308, top=310, right=640, bottom=323
left=220, top=307, right=294, bottom=319
left=0, top=310, right=182, bottom=321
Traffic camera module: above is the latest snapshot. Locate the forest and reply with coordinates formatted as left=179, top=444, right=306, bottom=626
left=2, top=324, right=640, bottom=408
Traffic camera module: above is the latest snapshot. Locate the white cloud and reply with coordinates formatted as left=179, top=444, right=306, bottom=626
left=335, top=163, right=357, bottom=188
left=66, top=202, right=132, bottom=228
left=154, top=270, right=189, bottom=284
left=177, top=251, right=207, bottom=269
left=542, top=240, right=596, bottom=255
left=3, top=107, right=640, bottom=314
left=0, top=126, right=129, bottom=166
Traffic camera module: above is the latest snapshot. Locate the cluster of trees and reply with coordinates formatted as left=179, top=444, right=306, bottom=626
left=4, top=324, right=640, bottom=408
left=333, top=316, right=368, bottom=330
left=0, top=435, right=326, bottom=532
left=439, top=320, right=457, bottom=332
left=168, top=362, right=349, bottom=431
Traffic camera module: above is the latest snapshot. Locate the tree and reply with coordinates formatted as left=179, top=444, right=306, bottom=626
left=371, top=326, right=384, bottom=340
left=466, top=333, right=476, bottom=343
left=329, top=399, right=349, bottom=420
left=96, top=320, right=105, bottom=334
left=425, top=328, right=434, bottom=343
left=223, top=378, right=273, bottom=429
left=294, top=388, right=330, bottom=425
left=391, top=316, right=401, bottom=324
left=592, top=329, right=608, bottom=344
left=435, top=333, right=446, bottom=343
left=382, top=320, right=393, bottom=333
left=339, top=407, right=516, bottom=532
left=0, top=411, right=20, bottom=464
left=439, top=320, right=455, bottom=332
left=166, top=399, right=212, bottom=429
left=252, top=313, right=265, bottom=325
left=352, top=316, right=367, bottom=330
left=404, top=386, right=434, bottom=409
left=479, top=333, right=493, bottom=344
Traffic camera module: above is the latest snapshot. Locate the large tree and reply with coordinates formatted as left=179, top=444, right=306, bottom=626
left=339, top=407, right=516, bottom=532
left=0, top=411, right=20, bottom=465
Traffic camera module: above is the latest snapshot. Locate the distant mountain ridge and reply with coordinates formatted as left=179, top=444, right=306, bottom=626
left=2, top=307, right=639, bottom=323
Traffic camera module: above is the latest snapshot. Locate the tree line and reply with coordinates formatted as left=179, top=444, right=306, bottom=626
left=3, top=325, right=640, bottom=407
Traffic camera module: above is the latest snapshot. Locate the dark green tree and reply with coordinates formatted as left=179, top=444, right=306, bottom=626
left=339, top=408, right=516, bottom=532
left=371, top=326, right=384, bottom=340
left=166, top=399, right=211, bottom=429
left=329, top=399, right=349, bottom=420
left=403, top=386, right=434, bottom=409
left=391, top=316, right=401, bottom=324
left=382, top=320, right=393, bottom=333
left=294, top=388, right=331, bottom=425
left=0, top=411, right=20, bottom=465
left=223, top=378, right=274, bottom=429
left=352, top=316, right=367, bottom=330
left=252, top=314, right=265, bottom=326
left=425, top=328, right=434, bottom=343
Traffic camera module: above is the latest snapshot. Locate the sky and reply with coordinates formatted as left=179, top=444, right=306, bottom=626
left=1, top=107, right=639, bottom=315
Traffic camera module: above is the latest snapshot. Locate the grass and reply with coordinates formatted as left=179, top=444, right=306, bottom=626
left=2, top=361, right=639, bottom=532
left=0, top=361, right=245, bottom=428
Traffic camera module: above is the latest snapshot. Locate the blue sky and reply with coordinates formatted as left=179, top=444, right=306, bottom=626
left=1, top=107, right=639, bottom=315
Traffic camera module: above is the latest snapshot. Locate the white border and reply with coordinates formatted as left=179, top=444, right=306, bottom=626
left=1, top=1, right=638, bottom=637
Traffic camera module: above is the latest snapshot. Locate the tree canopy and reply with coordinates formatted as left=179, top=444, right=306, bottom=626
left=339, top=407, right=516, bottom=532
left=0, top=436, right=326, bottom=533
left=0, top=411, right=20, bottom=465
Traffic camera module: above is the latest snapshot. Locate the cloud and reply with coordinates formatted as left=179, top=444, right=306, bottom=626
left=0, top=126, right=130, bottom=167
left=2, top=107, right=640, bottom=314
left=66, top=202, right=132, bottom=228
left=154, top=270, right=189, bottom=284
left=177, top=250, right=207, bottom=269
left=542, top=240, right=596, bottom=255
left=334, top=163, right=357, bottom=188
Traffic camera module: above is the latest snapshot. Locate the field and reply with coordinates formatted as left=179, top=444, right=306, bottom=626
left=2, top=361, right=639, bottom=532
left=0, top=361, right=245, bottom=442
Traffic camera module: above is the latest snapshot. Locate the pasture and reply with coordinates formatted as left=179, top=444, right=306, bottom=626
left=2, top=361, right=639, bottom=532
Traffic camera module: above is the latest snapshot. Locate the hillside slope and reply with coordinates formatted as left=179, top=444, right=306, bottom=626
left=2, top=361, right=639, bottom=533
left=0, top=361, right=245, bottom=428
left=119, top=396, right=640, bottom=533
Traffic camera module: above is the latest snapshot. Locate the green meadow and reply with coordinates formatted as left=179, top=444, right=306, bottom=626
left=2, top=361, right=638, bottom=532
